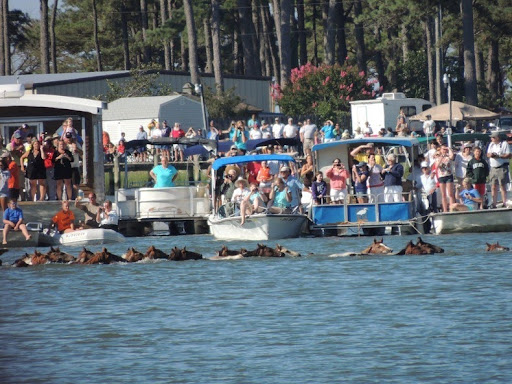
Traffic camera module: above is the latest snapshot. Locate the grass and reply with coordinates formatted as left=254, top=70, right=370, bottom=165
left=104, top=169, right=209, bottom=194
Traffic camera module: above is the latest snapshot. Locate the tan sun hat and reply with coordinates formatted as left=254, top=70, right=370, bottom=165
left=235, top=178, right=248, bottom=188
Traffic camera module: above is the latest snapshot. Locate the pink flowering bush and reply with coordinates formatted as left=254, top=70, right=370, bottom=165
left=275, top=62, right=376, bottom=121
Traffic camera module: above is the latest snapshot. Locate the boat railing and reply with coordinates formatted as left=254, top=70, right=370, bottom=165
left=116, top=186, right=211, bottom=220
left=311, top=192, right=415, bottom=226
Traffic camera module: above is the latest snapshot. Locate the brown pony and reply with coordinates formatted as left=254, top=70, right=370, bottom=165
left=124, top=247, right=145, bottom=262
left=169, top=247, right=203, bottom=261
left=243, top=244, right=285, bottom=257
left=486, top=242, right=510, bottom=252
left=84, top=248, right=127, bottom=265
left=75, top=247, right=95, bottom=264
left=360, top=238, right=393, bottom=255
left=45, top=247, right=76, bottom=263
left=396, top=237, right=444, bottom=255
left=31, top=250, right=52, bottom=265
left=216, top=245, right=247, bottom=257
left=144, top=245, right=168, bottom=260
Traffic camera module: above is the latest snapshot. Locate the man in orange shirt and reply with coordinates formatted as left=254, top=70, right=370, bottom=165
left=51, top=200, right=77, bottom=233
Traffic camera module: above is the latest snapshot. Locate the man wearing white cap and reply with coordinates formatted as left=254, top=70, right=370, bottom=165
left=381, top=154, right=404, bottom=202
left=279, top=165, right=302, bottom=211
left=487, top=131, right=510, bottom=207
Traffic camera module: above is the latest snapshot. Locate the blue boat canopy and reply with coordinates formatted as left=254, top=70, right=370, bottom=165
left=212, top=154, right=296, bottom=170
left=312, top=137, right=420, bottom=152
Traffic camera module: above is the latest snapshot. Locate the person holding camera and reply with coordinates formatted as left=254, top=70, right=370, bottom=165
left=486, top=131, right=510, bottom=208
left=231, top=121, right=249, bottom=151
left=352, top=162, right=370, bottom=203
left=381, top=154, right=404, bottom=203
left=450, top=178, right=482, bottom=212
left=268, top=177, right=292, bottom=214
left=95, top=200, right=119, bottom=231
left=220, top=169, right=238, bottom=204
left=326, top=158, right=350, bottom=204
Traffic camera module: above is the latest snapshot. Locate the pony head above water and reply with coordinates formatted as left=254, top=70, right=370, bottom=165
left=361, top=238, right=393, bottom=255
left=486, top=242, right=510, bottom=252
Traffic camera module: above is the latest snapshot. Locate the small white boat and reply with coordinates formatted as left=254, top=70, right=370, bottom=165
left=39, top=228, right=126, bottom=247
left=209, top=154, right=308, bottom=241
left=208, top=213, right=308, bottom=241
left=430, top=207, right=512, bottom=235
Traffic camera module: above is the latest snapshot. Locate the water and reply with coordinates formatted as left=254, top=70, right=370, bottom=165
left=1, top=233, right=511, bottom=383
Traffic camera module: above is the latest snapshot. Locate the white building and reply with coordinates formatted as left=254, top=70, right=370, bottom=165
left=102, top=94, right=205, bottom=144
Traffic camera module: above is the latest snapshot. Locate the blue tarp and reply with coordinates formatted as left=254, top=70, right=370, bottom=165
left=212, top=154, right=296, bottom=170
left=378, top=202, right=412, bottom=221
left=312, top=205, right=345, bottom=225
left=184, top=145, right=209, bottom=157
left=312, top=137, right=419, bottom=152
left=312, top=201, right=413, bottom=225
left=218, top=138, right=300, bottom=153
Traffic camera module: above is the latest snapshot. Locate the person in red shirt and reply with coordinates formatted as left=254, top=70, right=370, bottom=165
left=51, top=200, right=77, bottom=233
left=4, top=153, right=21, bottom=201
left=43, top=136, right=57, bottom=200
left=246, top=161, right=261, bottom=185
left=171, top=123, right=185, bottom=162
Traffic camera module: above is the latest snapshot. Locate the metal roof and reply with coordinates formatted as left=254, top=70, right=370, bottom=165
left=312, top=137, right=420, bottom=151
left=0, top=71, right=129, bottom=86
left=0, top=93, right=105, bottom=114
left=102, top=94, right=199, bottom=120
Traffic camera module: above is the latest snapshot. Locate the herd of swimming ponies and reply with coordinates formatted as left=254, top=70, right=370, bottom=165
left=0, top=238, right=509, bottom=268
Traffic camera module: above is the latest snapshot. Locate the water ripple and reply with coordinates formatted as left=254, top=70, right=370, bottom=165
left=1, top=233, right=512, bottom=383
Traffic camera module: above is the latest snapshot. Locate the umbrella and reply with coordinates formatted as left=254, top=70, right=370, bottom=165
left=410, top=101, right=499, bottom=121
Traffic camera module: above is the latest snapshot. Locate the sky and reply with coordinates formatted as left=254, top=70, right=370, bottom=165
left=15, top=0, right=45, bottom=19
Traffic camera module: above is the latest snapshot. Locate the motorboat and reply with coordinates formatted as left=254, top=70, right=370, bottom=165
left=430, top=207, right=512, bottom=235
left=38, top=227, right=126, bottom=247
left=208, top=154, right=308, bottom=241
left=208, top=212, right=307, bottom=241
left=310, top=137, right=423, bottom=236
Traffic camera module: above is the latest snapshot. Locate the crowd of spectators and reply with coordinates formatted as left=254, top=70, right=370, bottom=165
left=99, top=113, right=510, bottom=216
left=0, top=119, right=84, bottom=203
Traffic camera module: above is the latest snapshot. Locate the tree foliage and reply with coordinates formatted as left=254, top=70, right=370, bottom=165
left=5, top=0, right=512, bottom=110
left=202, top=86, right=242, bottom=120
left=96, top=66, right=173, bottom=102
left=276, top=62, right=376, bottom=122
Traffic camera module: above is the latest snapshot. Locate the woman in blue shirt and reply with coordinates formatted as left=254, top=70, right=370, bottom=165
left=150, top=157, right=178, bottom=188
left=449, top=178, right=482, bottom=212
left=320, top=120, right=336, bottom=143
left=268, top=178, right=292, bottom=214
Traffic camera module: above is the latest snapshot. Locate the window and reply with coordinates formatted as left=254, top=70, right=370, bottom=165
left=422, top=104, right=432, bottom=111
left=400, top=106, right=417, bottom=117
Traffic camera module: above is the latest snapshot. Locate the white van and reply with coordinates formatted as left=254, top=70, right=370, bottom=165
left=350, top=93, right=433, bottom=133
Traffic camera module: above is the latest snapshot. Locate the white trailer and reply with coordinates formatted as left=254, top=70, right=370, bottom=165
left=350, top=93, right=433, bottom=133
